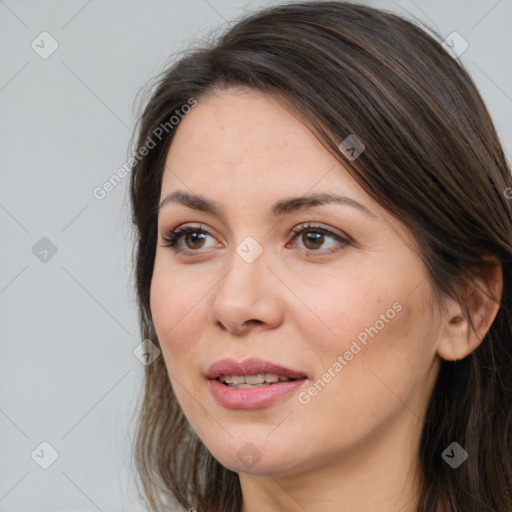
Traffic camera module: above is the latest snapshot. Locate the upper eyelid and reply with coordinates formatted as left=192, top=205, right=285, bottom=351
left=162, top=222, right=349, bottom=245
left=164, top=222, right=343, bottom=236
left=290, top=223, right=349, bottom=238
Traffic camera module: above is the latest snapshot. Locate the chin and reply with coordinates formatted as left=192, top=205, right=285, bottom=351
left=202, top=435, right=306, bottom=476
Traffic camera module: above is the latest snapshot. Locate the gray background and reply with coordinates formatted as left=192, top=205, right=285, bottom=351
left=1, top=0, right=511, bottom=511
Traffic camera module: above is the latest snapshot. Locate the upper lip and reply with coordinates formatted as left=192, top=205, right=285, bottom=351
left=206, top=358, right=308, bottom=380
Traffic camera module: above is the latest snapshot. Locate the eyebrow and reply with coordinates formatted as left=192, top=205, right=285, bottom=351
left=158, top=190, right=375, bottom=218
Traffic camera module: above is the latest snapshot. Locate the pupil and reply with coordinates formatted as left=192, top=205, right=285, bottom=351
left=186, top=232, right=206, bottom=249
left=303, top=232, right=323, bottom=249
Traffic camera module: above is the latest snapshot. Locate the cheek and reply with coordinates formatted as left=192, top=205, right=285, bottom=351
left=295, top=300, right=432, bottom=437
left=294, top=272, right=435, bottom=397
left=288, top=271, right=404, bottom=358
left=149, top=263, right=206, bottom=362
left=333, top=296, right=437, bottom=417
left=291, top=250, right=433, bottom=357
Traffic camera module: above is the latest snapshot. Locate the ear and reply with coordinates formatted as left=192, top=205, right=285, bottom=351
left=437, top=257, right=503, bottom=361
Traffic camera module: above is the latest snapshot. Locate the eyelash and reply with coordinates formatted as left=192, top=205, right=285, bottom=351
left=160, top=222, right=350, bottom=257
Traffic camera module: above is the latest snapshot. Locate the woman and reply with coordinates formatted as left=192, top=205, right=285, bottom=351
left=129, top=2, right=512, bottom=510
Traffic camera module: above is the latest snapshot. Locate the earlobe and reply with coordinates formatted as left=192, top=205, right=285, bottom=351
left=436, top=259, right=503, bottom=362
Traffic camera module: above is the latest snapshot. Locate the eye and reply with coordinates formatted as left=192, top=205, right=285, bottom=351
left=287, top=223, right=350, bottom=254
left=160, top=222, right=350, bottom=256
left=160, top=224, right=219, bottom=254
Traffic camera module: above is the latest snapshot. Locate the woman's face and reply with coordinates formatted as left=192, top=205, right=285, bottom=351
left=150, top=88, right=446, bottom=477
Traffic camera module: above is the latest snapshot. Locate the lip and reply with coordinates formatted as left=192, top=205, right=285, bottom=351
left=206, top=357, right=308, bottom=380
left=206, top=358, right=308, bottom=409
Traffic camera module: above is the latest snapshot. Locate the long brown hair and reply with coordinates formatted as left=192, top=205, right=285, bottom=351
left=129, top=2, right=512, bottom=510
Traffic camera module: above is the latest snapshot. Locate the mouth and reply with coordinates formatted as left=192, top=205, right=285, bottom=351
left=206, top=358, right=308, bottom=409
left=216, top=373, right=299, bottom=388
left=206, top=357, right=308, bottom=382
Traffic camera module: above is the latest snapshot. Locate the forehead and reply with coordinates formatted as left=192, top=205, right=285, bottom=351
left=161, top=88, right=363, bottom=200
left=158, top=89, right=415, bottom=247
left=170, top=90, right=323, bottom=159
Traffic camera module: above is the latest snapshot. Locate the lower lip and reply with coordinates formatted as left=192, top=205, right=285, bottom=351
left=208, top=378, right=307, bottom=409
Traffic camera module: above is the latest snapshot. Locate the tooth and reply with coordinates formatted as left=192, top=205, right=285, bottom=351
left=245, top=374, right=265, bottom=384
left=230, top=383, right=271, bottom=388
left=219, top=374, right=296, bottom=387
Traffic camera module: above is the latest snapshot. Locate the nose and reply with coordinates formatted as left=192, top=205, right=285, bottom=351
left=208, top=247, right=285, bottom=335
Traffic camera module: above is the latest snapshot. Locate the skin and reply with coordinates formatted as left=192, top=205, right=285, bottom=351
left=150, top=87, right=501, bottom=512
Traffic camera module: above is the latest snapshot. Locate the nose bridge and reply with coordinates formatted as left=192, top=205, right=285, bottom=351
left=218, top=236, right=268, bottom=300
left=209, top=236, right=284, bottom=332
